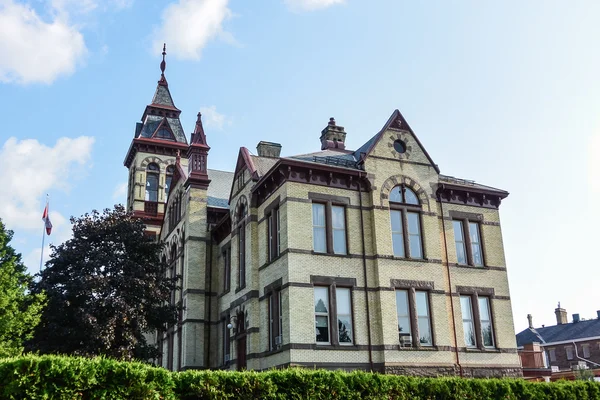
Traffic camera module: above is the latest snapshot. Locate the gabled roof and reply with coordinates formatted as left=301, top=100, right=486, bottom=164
left=207, top=169, right=234, bottom=209
left=353, top=109, right=440, bottom=174
left=516, top=319, right=600, bottom=347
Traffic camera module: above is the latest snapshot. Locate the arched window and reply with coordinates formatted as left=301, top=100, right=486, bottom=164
left=145, top=163, right=159, bottom=202
left=165, top=165, right=175, bottom=198
left=389, top=185, right=423, bottom=259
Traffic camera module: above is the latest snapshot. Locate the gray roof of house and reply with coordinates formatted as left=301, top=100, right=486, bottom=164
left=152, top=85, right=176, bottom=107
left=207, top=169, right=234, bottom=209
left=250, top=155, right=279, bottom=177
left=516, top=319, right=600, bottom=347
left=288, top=149, right=359, bottom=170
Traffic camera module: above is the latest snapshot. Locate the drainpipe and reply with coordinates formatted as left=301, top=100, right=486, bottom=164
left=358, top=174, right=374, bottom=372
left=573, top=341, right=600, bottom=368
left=437, top=188, right=463, bottom=377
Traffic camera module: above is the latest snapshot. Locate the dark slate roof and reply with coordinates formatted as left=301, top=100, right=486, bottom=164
left=439, top=175, right=508, bottom=196
left=516, top=319, right=600, bottom=347
left=207, top=169, right=234, bottom=209
left=288, top=149, right=359, bottom=170
left=138, top=115, right=187, bottom=143
left=152, top=85, right=176, bottom=107
left=250, top=155, right=279, bottom=178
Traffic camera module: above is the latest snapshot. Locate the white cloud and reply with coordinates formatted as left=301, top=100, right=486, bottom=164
left=0, top=0, right=88, bottom=84
left=112, top=182, right=127, bottom=201
left=284, top=0, right=345, bottom=12
left=0, top=136, right=95, bottom=232
left=153, top=0, right=232, bottom=60
left=200, top=105, right=230, bottom=130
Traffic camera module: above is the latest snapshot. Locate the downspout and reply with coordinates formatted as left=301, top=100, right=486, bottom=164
left=358, top=174, right=374, bottom=372
left=437, top=187, right=463, bottom=377
left=573, top=341, right=600, bottom=368
left=206, top=233, right=213, bottom=367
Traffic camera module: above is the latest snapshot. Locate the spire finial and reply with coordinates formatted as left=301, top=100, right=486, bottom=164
left=160, top=43, right=167, bottom=76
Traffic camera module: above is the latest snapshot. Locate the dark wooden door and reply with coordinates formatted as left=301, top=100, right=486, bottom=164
left=237, top=336, right=247, bottom=370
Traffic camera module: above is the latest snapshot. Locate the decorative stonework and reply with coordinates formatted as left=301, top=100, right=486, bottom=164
left=386, top=132, right=412, bottom=160
left=380, top=174, right=430, bottom=211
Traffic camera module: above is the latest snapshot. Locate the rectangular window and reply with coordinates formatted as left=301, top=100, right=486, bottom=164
left=268, top=207, right=280, bottom=261
left=460, top=295, right=476, bottom=348
left=331, top=206, right=347, bottom=255
left=583, top=344, right=591, bottom=358
left=223, top=247, right=231, bottom=292
left=407, top=212, right=423, bottom=259
left=314, top=287, right=330, bottom=343
left=478, top=297, right=494, bottom=348
left=238, top=224, right=246, bottom=288
left=415, top=291, right=432, bottom=346
left=390, top=210, right=405, bottom=257
left=469, top=222, right=483, bottom=266
left=336, top=287, right=353, bottom=344
left=566, top=346, right=574, bottom=360
left=312, top=203, right=327, bottom=253
left=453, top=220, right=467, bottom=264
left=549, top=348, right=556, bottom=362
left=396, top=290, right=411, bottom=345
left=223, top=316, right=230, bottom=364
left=269, top=290, right=282, bottom=351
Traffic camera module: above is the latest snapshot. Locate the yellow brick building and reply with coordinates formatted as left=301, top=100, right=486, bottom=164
left=124, top=53, right=522, bottom=377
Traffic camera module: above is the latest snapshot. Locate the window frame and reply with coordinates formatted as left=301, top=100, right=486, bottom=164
left=311, top=276, right=356, bottom=347
left=388, top=185, right=424, bottom=259
left=459, top=292, right=497, bottom=350
left=145, top=163, right=160, bottom=202
left=310, top=199, right=348, bottom=255
left=566, top=346, right=574, bottom=360
left=548, top=348, right=557, bottom=362
left=267, top=207, right=281, bottom=262
left=314, top=286, right=331, bottom=344
left=223, top=315, right=231, bottom=364
left=452, top=216, right=486, bottom=267
left=395, top=287, right=434, bottom=347
left=268, top=289, right=283, bottom=351
left=583, top=344, right=591, bottom=358
left=222, top=246, right=231, bottom=293
left=236, top=203, right=247, bottom=291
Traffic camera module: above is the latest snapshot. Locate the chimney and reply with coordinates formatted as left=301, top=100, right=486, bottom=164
left=573, top=313, right=580, bottom=323
left=256, top=141, right=282, bottom=158
left=320, top=117, right=347, bottom=150
left=527, top=314, right=533, bottom=329
left=597, top=310, right=600, bottom=319
left=555, top=303, right=568, bottom=325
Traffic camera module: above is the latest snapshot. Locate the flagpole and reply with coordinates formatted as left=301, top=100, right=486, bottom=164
left=39, top=194, right=49, bottom=273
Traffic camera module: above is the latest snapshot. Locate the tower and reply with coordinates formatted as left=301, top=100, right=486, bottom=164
left=123, top=44, right=189, bottom=237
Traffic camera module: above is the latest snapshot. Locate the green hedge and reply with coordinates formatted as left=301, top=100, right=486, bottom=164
left=1, top=355, right=599, bottom=399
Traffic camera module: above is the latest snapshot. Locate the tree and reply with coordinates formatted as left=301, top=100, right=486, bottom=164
left=28, top=205, right=178, bottom=360
left=0, top=219, right=46, bottom=358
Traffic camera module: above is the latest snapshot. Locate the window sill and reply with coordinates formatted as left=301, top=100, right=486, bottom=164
left=259, top=253, right=285, bottom=270
left=396, top=345, right=439, bottom=351
left=235, top=285, right=246, bottom=294
left=218, top=289, right=231, bottom=299
left=465, top=347, right=499, bottom=353
left=392, top=256, right=428, bottom=262
left=311, top=251, right=352, bottom=258
left=453, top=263, right=486, bottom=269
left=314, top=344, right=358, bottom=350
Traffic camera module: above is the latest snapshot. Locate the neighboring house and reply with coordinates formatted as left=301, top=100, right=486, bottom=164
left=516, top=306, right=600, bottom=381
left=123, top=49, right=522, bottom=377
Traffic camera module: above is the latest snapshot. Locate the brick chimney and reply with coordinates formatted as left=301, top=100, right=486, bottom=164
left=573, top=313, right=580, bottom=323
left=256, top=141, right=282, bottom=158
left=320, top=117, right=346, bottom=150
left=555, top=303, right=568, bottom=325
left=527, top=314, right=533, bottom=329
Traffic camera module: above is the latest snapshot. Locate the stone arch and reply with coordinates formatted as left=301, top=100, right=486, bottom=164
left=140, top=156, right=164, bottom=169
left=380, top=174, right=431, bottom=211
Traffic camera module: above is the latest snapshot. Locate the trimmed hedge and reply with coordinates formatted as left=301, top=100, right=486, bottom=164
left=1, top=355, right=599, bottom=399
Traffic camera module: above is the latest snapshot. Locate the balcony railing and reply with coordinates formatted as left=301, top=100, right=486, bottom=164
left=144, top=201, right=159, bottom=216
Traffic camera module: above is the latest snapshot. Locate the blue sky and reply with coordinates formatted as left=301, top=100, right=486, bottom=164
left=1, top=0, right=599, bottom=333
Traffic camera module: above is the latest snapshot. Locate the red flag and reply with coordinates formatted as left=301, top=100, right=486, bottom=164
left=42, top=203, right=52, bottom=235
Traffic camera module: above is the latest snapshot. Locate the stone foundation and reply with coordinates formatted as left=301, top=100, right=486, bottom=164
left=384, top=365, right=523, bottom=378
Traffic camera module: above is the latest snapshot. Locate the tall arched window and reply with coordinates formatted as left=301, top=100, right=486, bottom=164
left=165, top=165, right=175, bottom=198
left=145, top=163, right=160, bottom=202
left=389, top=186, right=423, bottom=259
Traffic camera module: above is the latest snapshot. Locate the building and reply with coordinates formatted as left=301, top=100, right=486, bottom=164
left=516, top=306, right=600, bottom=381
left=123, top=49, right=522, bottom=377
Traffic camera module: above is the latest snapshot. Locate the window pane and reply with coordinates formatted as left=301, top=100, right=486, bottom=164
left=404, top=188, right=419, bottom=205
left=469, top=222, right=483, bottom=266
left=332, top=206, right=345, bottom=229
left=312, top=204, right=326, bottom=253
left=332, top=206, right=346, bottom=254
left=453, top=221, right=467, bottom=264
left=407, top=212, right=423, bottom=259
left=145, top=174, right=158, bottom=201
left=418, top=317, right=432, bottom=346
left=336, top=289, right=352, bottom=344
left=481, top=322, right=494, bottom=347
left=165, top=176, right=172, bottom=197
left=478, top=297, right=491, bottom=320
left=463, top=321, right=476, bottom=347
left=415, top=291, right=429, bottom=317
left=392, top=233, right=405, bottom=257
left=390, top=210, right=402, bottom=232
left=314, top=287, right=329, bottom=313
left=336, top=288, right=351, bottom=314
left=390, top=210, right=404, bottom=257
left=460, top=296, right=473, bottom=320
left=389, top=186, right=402, bottom=203
left=315, top=316, right=329, bottom=342
left=396, top=290, right=411, bottom=342
left=333, top=230, right=346, bottom=254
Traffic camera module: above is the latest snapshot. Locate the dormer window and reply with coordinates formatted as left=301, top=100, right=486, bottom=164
left=155, top=128, right=174, bottom=140
left=389, top=185, right=423, bottom=259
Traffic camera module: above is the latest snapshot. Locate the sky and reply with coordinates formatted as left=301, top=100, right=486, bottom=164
left=1, top=0, right=599, bottom=334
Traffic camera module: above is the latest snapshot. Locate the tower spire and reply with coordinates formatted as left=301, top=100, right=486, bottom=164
left=158, top=43, right=168, bottom=87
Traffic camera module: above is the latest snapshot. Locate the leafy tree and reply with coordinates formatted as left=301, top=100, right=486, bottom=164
left=28, top=205, right=178, bottom=360
left=0, top=219, right=46, bottom=357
